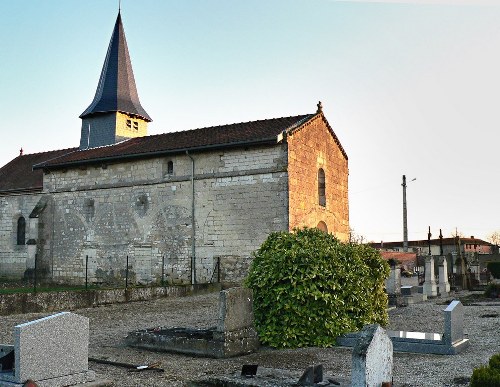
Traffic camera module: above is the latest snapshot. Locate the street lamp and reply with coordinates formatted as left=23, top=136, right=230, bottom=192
left=402, top=175, right=416, bottom=252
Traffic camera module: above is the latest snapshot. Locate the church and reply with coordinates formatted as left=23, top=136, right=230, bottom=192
left=0, top=12, right=349, bottom=285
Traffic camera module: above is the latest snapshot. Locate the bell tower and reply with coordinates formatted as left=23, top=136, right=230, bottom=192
left=79, top=12, right=152, bottom=149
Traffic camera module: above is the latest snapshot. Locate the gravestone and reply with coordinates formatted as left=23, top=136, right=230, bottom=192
left=401, top=285, right=426, bottom=305
left=351, top=324, right=393, bottom=387
left=126, top=287, right=259, bottom=358
left=0, top=312, right=96, bottom=387
left=443, top=300, right=465, bottom=346
left=401, top=285, right=415, bottom=296
left=338, top=300, right=469, bottom=355
left=423, top=255, right=438, bottom=297
left=385, top=267, right=401, bottom=295
left=385, top=267, right=402, bottom=306
left=214, top=287, right=260, bottom=357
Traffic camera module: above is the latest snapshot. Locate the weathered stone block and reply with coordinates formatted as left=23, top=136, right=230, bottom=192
left=351, top=324, right=393, bottom=387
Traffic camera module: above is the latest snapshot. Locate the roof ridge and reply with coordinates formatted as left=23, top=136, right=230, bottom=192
left=144, top=114, right=312, bottom=139
left=18, top=147, right=78, bottom=157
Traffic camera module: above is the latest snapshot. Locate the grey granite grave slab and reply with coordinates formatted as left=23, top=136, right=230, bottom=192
left=351, top=324, right=392, bottom=387
left=337, top=300, right=469, bottom=355
left=0, top=312, right=96, bottom=387
left=126, top=287, right=259, bottom=358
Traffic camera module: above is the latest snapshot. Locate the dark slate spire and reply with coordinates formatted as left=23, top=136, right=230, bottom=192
left=80, top=13, right=152, bottom=121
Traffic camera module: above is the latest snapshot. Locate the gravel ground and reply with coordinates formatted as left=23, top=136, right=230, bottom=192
left=0, top=278, right=498, bottom=386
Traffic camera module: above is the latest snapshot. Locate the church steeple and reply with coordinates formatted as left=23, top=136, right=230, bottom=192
left=79, top=12, right=152, bottom=150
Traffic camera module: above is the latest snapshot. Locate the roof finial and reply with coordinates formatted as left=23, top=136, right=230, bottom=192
left=19, top=148, right=23, bottom=156
left=316, top=101, right=323, bottom=114
left=118, top=0, right=121, bottom=13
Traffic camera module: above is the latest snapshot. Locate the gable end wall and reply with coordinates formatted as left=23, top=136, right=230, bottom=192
left=287, top=114, right=349, bottom=240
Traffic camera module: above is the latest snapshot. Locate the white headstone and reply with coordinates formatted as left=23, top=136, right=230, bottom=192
left=351, top=324, right=393, bottom=387
left=438, top=256, right=450, bottom=295
left=385, top=267, right=401, bottom=295
left=423, top=255, right=438, bottom=297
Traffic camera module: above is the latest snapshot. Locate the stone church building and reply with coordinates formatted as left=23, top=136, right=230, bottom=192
left=0, top=13, right=349, bottom=285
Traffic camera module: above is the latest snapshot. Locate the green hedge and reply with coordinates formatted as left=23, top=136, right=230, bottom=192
left=470, top=360, right=500, bottom=387
left=484, top=283, right=500, bottom=298
left=487, top=262, right=500, bottom=279
left=245, top=228, right=390, bottom=348
left=490, top=354, right=500, bottom=370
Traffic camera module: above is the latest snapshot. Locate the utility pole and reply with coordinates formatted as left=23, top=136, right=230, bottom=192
left=402, top=175, right=408, bottom=252
left=402, top=175, right=416, bottom=252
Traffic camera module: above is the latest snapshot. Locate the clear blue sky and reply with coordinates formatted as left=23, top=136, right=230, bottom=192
left=1, top=0, right=499, bottom=243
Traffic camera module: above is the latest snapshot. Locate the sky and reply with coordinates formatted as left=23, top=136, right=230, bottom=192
left=1, top=0, right=499, bottom=243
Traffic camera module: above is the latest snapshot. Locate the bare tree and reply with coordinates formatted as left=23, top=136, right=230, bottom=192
left=349, top=228, right=366, bottom=244
left=450, top=229, right=464, bottom=238
left=486, top=231, right=500, bottom=246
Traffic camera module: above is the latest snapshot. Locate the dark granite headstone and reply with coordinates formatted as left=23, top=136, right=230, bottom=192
left=241, top=364, right=258, bottom=378
left=401, top=285, right=417, bottom=296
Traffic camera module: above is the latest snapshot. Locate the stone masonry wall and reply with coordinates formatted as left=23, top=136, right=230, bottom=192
left=38, top=144, right=289, bottom=285
left=287, top=114, right=349, bottom=241
left=0, top=193, right=41, bottom=278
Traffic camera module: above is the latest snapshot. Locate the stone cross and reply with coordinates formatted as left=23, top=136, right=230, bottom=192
left=351, top=324, right=393, bottom=387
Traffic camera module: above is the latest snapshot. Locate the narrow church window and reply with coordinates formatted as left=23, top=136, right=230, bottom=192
left=318, top=168, right=326, bottom=207
left=167, top=161, right=174, bottom=175
left=17, top=216, right=26, bottom=245
left=133, top=121, right=139, bottom=130
left=126, top=119, right=132, bottom=128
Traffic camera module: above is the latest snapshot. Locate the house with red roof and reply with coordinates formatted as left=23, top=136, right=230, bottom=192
left=0, top=13, right=349, bottom=285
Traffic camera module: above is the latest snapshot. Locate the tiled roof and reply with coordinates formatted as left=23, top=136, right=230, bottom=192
left=371, top=237, right=492, bottom=248
left=80, top=13, right=152, bottom=122
left=379, top=251, right=417, bottom=264
left=0, top=148, right=77, bottom=193
left=35, top=114, right=314, bottom=169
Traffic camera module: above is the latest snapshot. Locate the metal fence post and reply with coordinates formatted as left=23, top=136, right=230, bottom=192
left=217, top=256, right=221, bottom=283
left=85, top=255, right=89, bottom=290
left=33, top=253, right=38, bottom=294
left=125, top=255, right=129, bottom=289
left=161, top=255, right=165, bottom=287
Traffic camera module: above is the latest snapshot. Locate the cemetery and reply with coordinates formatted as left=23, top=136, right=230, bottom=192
left=0, top=254, right=497, bottom=386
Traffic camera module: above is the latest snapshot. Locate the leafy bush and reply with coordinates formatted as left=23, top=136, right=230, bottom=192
left=487, top=262, right=500, bottom=279
left=470, top=364, right=500, bottom=387
left=484, top=283, right=500, bottom=298
left=245, top=228, right=390, bottom=348
left=489, top=353, right=500, bottom=371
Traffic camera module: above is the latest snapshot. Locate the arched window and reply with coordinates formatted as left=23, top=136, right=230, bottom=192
left=318, top=168, right=326, bottom=207
left=167, top=160, right=174, bottom=175
left=317, top=221, right=328, bottom=233
left=17, top=216, right=26, bottom=245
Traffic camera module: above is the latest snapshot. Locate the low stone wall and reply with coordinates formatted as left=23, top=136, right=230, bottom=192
left=0, top=283, right=221, bottom=316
